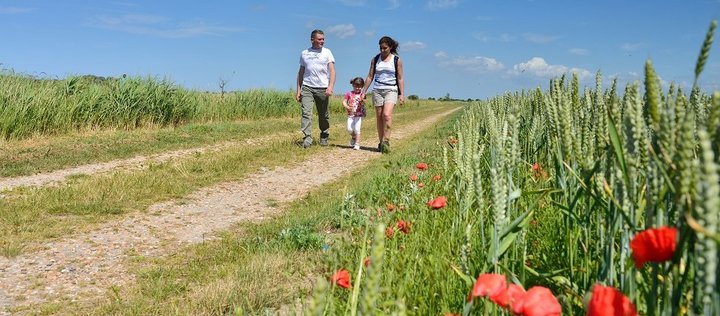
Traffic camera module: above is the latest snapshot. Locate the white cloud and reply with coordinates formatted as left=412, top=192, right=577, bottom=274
left=90, top=14, right=244, bottom=38
left=622, top=42, right=645, bottom=51
left=439, top=55, right=505, bottom=73
left=524, top=33, right=560, bottom=44
left=509, top=57, right=591, bottom=80
left=403, top=41, right=427, bottom=51
left=434, top=51, right=448, bottom=58
left=326, top=23, right=356, bottom=39
left=474, top=32, right=515, bottom=43
left=569, top=48, right=590, bottom=56
left=0, top=6, right=34, bottom=14
left=426, top=0, right=459, bottom=10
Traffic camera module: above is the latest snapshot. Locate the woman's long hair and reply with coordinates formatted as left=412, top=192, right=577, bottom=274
left=379, top=36, right=399, bottom=55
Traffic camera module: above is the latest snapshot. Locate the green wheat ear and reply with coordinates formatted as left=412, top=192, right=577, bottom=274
left=645, top=60, right=661, bottom=130
left=695, top=20, right=717, bottom=84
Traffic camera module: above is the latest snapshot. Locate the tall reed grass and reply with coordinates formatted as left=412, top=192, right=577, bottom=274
left=0, top=73, right=324, bottom=140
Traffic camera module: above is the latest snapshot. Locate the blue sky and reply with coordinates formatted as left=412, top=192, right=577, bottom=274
left=2, top=0, right=720, bottom=100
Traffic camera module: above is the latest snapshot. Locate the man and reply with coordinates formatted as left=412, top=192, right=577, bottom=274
left=296, top=29, right=336, bottom=148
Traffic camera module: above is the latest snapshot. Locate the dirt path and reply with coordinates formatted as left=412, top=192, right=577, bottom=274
left=0, top=108, right=458, bottom=314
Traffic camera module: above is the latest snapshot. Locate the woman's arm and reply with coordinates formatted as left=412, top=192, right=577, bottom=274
left=396, top=58, right=404, bottom=104
left=360, top=57, right=375, bottom=99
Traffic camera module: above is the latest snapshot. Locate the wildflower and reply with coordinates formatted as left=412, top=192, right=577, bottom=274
left=470, top=273, right=507, bottom=300
left=418, top=182, right=424, bottom=188
left=363, top=256, right=370, bottom=267
left=427, top=196, right=447, bottom=209
left=511, top=286, right=562, bottom=316
left=531, top=163, right=548, bottom=179
left=410, top=174, right=418, bottom=181
left=330, top=269, right=351, bottom=289
left=490, top=283, right=525, bottom=309
left=531, top=163, right=541, bottom=172
left=397, top=220, right=411, bottom=234
left=385, top=226, right=394, bottom=239
left=587, top=284, right=638, bottom=316
left=416, top=162, right=429, bottom=171
left=630, top=226, right=678, bottom=268
left=432, top=175, right=442, bottom=181
left=448, top=136, right=458, bottom=145
left=386, top=203, right=396, bottom=212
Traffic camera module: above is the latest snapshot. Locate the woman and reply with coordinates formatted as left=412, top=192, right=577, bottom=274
left=360, top=36, right=404, bottom=153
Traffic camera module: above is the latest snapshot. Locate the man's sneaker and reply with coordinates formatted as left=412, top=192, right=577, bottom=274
left=319, top=138, right=329, bottom=146
left=378, top=142, right=383, bottom=152
left=350, top=137, right=356, bottom=147
left=353, top=143, right=360, bottom=150
left=302, top=138, right=313, bottom=148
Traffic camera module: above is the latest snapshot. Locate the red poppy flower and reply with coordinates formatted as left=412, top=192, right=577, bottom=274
left=418, top=182, right=424, bottom=188
left=363, top=256, right=371, bottom=267
left=386, top=203, right=396, bottom=212
left=385, top=226, right=394, bottom=239
left=490, top=283, right=525, bottom=309
left=330, top=269, right=351, bottom=289
left=470, top=273, right=507, bottom=300
left=630, top=226, right=678, bottom=268
left=397, top=220, right=411, bottom=234
left=511, top=286, right=562, bottom=316
left=432, top=175, right=442, bottom=181
left=416, top=162, right=429, bottom=171
left=427, top=196, right=447, bottom=209
left=410, top=174, right=418, bottom=181
left=531, top=163, right=541, bottom=171
left=587, top=284, right=638, bottom=316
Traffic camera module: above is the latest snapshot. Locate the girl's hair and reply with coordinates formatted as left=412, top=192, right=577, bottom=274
left=379, top=36, right=399, bottom=55
left=350, top=77, right=364, bottom=86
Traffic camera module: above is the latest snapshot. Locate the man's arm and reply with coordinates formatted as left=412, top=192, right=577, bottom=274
left=326, top=62, right=336, bottom=96
left=296, top=65, right=305, bottom=102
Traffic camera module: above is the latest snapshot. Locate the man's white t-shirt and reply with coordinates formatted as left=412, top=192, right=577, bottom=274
left=300, top=47, right=335, bottom=88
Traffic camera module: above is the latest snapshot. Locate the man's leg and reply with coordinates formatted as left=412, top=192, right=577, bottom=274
left=315, top=89, right=330, bottom=145
left=300, top=86, right=315, bottom=147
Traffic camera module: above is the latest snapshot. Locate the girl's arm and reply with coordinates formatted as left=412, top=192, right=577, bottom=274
left=342, top=96, right=351, bottom=110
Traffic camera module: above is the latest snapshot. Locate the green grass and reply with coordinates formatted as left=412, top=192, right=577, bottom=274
left=0, top=102, right=462, bottom=257
left=92, top=105, right=461, bottom=315
left=11, top=100, right=463, bottom=315
left=0, top=117, right=298, bottom=178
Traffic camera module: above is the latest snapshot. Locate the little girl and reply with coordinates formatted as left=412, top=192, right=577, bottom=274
left=342, top=77, right=366, bottom=150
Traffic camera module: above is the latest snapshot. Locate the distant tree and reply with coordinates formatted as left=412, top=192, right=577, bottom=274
left=218, top=77, right=229, bottom=98
left=428, top=97, right=435, bottom=101
left=407, top=94, right=419, bottom=100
